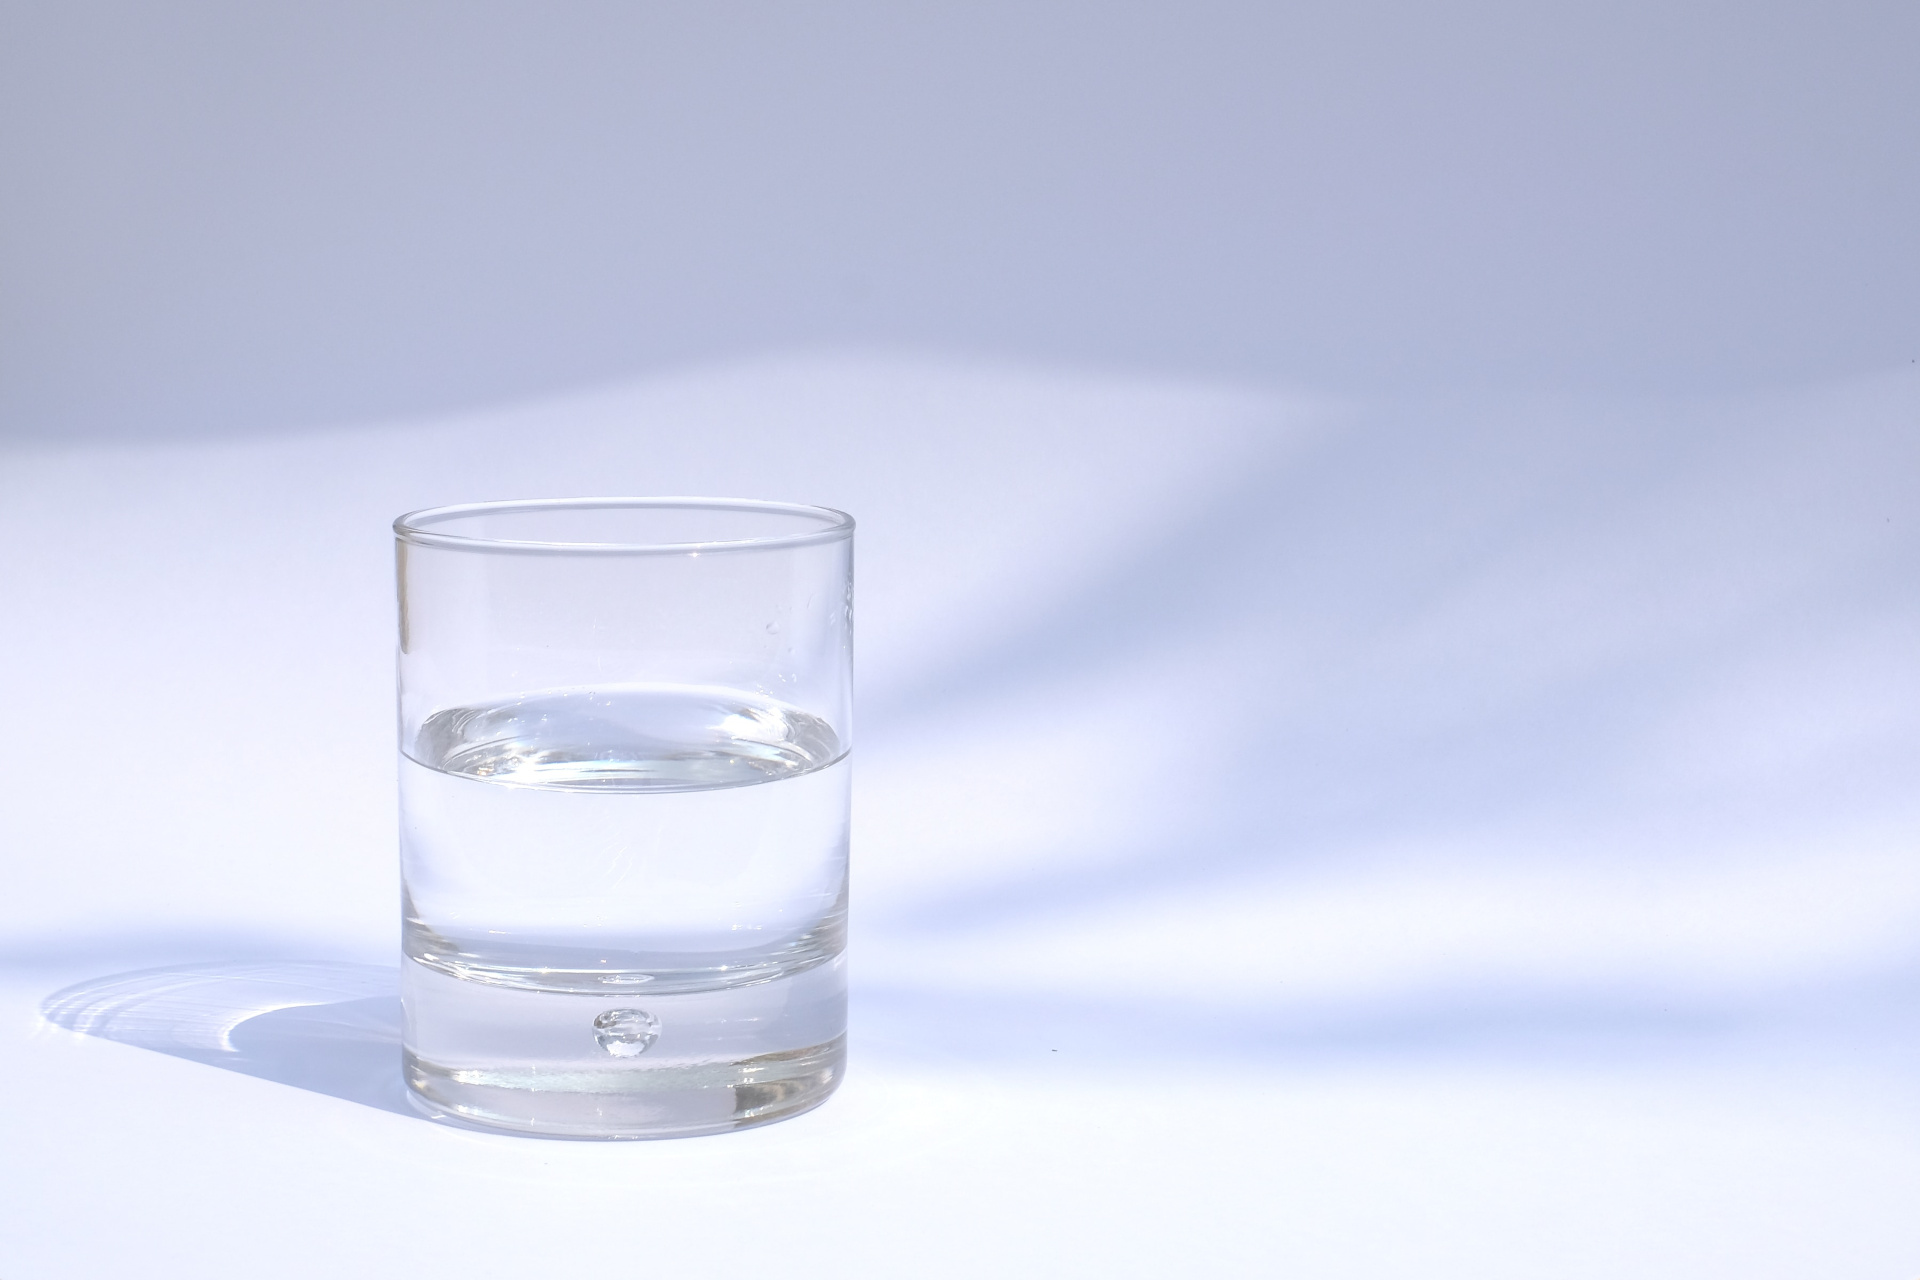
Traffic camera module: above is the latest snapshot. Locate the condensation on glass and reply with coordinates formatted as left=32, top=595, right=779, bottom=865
left=393, top=498, right=853, bottom=1138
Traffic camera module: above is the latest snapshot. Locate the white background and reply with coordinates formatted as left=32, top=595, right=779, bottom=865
left=2, top=4, right=1918, bottom=1275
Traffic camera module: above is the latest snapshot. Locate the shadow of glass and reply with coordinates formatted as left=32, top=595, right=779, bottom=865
left=40, top=961, right=416, bottom=1118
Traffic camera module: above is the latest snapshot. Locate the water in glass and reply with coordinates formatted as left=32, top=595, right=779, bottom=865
left=399, top=684, right=848, bottom=1138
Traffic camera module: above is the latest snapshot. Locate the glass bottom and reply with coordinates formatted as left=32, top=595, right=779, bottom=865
left=401, top=954, right=846, bottom=1139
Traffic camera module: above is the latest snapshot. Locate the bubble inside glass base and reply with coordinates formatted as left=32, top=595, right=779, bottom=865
left=594, top=1008, right=659, bottom=1056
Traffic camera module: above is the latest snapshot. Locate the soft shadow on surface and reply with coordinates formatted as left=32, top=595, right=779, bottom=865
left=40, top=962, right=415, bottom=1117
left=36, top=953, right=1920, bottom=1112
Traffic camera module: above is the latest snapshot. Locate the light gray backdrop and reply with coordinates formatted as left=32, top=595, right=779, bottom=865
left=3, top=0, right=1916, bottom=438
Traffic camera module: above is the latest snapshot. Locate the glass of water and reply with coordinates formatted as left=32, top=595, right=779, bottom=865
left=392, top=498, right=853, bottom=1138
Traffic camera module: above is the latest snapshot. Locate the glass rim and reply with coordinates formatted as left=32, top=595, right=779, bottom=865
left=393, top=496, right=856, bottom=555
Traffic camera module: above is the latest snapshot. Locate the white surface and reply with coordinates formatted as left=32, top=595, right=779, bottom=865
left=3, top=354, right=1918, bottom=1275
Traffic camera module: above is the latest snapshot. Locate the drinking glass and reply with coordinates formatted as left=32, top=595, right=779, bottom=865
left=393, top=498, right=853, bottom=1138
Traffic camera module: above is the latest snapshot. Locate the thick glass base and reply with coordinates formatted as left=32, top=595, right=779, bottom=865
left=401, top=954, right=845, bottom=1139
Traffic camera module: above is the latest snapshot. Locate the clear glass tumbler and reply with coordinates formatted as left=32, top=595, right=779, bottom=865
left=392, top=498, right=853, bottom=1138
